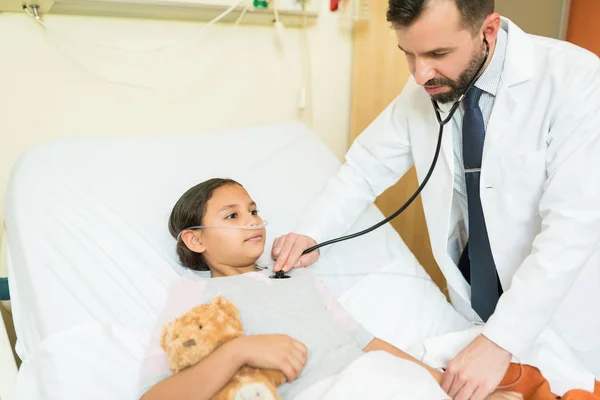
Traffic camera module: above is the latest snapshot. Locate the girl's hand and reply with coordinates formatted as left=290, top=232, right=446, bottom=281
left=235, top=334, right=308, bottom=382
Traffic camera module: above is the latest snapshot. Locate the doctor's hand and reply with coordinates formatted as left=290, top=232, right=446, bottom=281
left=271, top=233, right=319, bottom=272
left=441, top=334, right=512, bottom=400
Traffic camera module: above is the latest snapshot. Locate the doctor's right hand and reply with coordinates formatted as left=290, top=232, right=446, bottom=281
left=272, top=233, right=319, bottom=272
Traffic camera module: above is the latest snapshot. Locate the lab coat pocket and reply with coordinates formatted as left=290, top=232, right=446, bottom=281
left=500, top=149, right=547, bottom=219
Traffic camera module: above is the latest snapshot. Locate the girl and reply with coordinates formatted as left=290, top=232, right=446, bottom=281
left=138, top=178, right=524, bottom=400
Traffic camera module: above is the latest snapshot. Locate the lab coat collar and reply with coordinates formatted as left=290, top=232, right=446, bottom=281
left=478, top=18, right=533, bottom=172
left=500, top=17, right=535, bottom=87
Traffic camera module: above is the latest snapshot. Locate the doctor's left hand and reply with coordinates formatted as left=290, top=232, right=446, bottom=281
left=441, top=334, right=512, bottom=400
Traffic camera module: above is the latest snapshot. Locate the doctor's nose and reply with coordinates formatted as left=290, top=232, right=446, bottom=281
left=412, top=58, right=436, bottom=86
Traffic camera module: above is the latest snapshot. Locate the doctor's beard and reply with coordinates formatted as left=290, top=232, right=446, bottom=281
left=425, top=44, right=487, bottom=104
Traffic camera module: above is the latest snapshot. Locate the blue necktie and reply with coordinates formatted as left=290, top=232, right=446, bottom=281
left=462, top=86, right=502, bottom=322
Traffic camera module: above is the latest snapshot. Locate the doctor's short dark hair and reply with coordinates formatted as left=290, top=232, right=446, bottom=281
left=168, top=177, right=242, bottom=271
left=387, top=0, right=494, bottom=33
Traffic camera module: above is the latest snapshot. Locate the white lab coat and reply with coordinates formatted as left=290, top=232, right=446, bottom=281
left=296, top=18, right=600, bottom=394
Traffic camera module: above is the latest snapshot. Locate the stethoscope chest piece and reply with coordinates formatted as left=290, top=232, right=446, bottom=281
left=270, top=271, right=291, bottom=279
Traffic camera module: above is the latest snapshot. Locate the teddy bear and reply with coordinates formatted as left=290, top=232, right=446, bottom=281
left=161, top=296, right=287, bottom=400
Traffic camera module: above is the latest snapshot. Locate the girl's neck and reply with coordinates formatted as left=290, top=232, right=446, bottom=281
left=209, top=262, right=261, bottom=278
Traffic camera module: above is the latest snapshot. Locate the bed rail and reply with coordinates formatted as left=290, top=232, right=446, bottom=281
left=0, top=295, right=17, bottom=400
left=0, top=278, right=8, bottom=301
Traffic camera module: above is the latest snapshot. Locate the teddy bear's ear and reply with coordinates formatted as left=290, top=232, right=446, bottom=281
left=212, top=296, right=240, bottom=319
left=160, top=322, right=172, bottom=351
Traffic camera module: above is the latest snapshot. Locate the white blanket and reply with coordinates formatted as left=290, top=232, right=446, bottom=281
left=16, top=322, right=450, bottom=400
left=293, top=351, right=450, bottom=400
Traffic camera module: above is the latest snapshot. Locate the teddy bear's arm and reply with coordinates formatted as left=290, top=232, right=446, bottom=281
left=142, top=340, right=246, bottom=400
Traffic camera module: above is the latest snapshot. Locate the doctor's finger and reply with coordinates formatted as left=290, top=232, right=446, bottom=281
left=298, top=252, right=318, bottom=269
left=273, top=235, right=298, bottom=271
left=272, top=235, right=291, bottom=259
left=282, top=243, right=305, bottom=272
left=453, top=382, right=477, bottom=400
left=472, top=384, right=496, bottom=400
left=440, top=370, right=455, bottom=394
left=272, top=235, right=298, bottom=264
left=448, top=377, right=469, bottom=399
left=271, top=236, right=283, bottom=259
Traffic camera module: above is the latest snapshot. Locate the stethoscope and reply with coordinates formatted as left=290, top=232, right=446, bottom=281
left=273, top=37, right=490, bottom=279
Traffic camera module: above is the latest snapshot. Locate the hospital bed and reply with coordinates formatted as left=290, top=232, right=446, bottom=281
left=1, top=121, right=470, bottom=399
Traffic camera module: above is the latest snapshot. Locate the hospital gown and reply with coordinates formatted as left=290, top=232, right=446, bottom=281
left=137, top=267, right=374, bottom=399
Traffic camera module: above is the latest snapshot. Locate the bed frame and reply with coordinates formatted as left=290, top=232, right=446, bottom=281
left=0, top=305, right=17, bottom=400
left=0, top=232, right=17, bottom=400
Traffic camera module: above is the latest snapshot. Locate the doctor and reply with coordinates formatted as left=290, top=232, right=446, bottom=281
left=271, top=0, right=600, bottom=399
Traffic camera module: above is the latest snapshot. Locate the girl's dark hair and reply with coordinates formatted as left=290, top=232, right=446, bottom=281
left=168, top=178, right=241, bottom=271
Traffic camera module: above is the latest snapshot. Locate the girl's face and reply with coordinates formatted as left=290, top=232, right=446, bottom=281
left=192, top=184, right=266, bottom=274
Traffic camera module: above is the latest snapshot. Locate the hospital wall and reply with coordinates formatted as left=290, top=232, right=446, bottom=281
left=0, top=3, right=354, bottom=225
left=566, top=0, right=600, bottom=57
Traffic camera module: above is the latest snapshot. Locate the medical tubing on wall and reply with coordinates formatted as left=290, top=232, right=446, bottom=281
left=301, top=122, right=444, bottom=256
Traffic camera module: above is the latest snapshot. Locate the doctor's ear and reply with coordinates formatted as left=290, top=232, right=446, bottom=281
left=181, top=230, right=206, bottom=254
left=480, top=12, right=501, bottom=42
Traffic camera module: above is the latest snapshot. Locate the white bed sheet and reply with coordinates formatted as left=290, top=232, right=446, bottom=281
left=5, top=121, right=468, bottom=399
left=293, top=351, right=450, bottom=400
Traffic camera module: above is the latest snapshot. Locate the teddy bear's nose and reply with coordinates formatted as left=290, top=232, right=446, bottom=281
left=183, top=339, right=196, bottom=347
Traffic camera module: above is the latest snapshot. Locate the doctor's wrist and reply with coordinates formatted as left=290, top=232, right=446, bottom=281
left=481, top=330, right=515, bottom=359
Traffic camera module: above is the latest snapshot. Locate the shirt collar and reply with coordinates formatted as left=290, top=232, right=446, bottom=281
left=474, top=27, right=508, bottom=97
